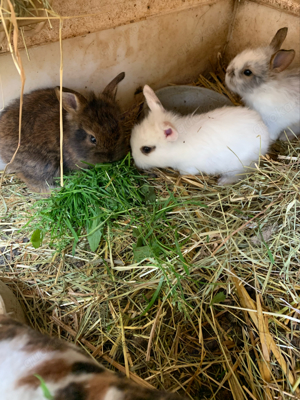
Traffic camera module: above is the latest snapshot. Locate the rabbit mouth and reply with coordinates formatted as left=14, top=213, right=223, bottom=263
left=225, top=74, right=235, bottom=92
left=226, top=68, right=235, bottom=78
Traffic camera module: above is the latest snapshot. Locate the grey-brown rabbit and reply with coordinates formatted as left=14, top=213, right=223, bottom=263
left=0, top=72, right=127, bottom=192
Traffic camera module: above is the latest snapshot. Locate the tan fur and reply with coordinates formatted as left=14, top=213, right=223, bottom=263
left=85, top=374, right=119, bottom=400
left=17, top=359, right=71, bottom=388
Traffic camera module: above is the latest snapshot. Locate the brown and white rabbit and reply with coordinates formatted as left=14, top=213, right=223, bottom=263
left=131, top=85, right=270, bottom=185
left=225, top=27, right=300, bottom=142
left=0, top=315, right=184, bottom=400
left=0, top=72, right=128, bottom=192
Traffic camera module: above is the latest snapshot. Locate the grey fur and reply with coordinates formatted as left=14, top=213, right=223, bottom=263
left=238, top=61, right=269, bottom=92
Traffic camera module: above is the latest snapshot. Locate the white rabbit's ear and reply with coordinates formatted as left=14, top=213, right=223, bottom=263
left=270, top=49, right=295, bottom=72
left=162, top=122, right=178, bottom=142
left=143, top=85, right=164, bottom=112
left=269, top=27, right=288, bottom=51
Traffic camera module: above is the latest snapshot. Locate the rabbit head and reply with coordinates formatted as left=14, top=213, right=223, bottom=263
left=130, top=85, right=181, bottom=170
left=225, top=27, right=296, bottom=97
left=56, top=72, right=127, bottom=166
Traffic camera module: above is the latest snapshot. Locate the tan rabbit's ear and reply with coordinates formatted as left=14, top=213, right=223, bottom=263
left=270, top=49, right=295, bottom=73
left=102, top=72, right=125, bottom=100
left=55, top=87, right=87, bottom=113
left=270, top=27, right=288, bottom=51
left=143, top=85, right=165, bottom=113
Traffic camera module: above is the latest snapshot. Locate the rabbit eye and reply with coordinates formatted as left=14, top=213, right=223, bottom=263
left=244, top=69, right=252, bottom=76
left=141, top=146, right=155, bottom=155
left=90, top=135, right=97, bottom=144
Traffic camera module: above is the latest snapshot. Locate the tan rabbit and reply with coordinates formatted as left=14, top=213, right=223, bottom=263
left=0, top=72, right=128, bottom=192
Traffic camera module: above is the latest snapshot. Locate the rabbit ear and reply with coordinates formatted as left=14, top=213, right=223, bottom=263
left=270, top=49, right=295, bottom=72
left=55, top=87, right=87, bottom=113
left=143, top=85, right=164, bottom=112
left=269, top=27, right=288, bottom=51
left=162, top=122, right=178, bottom=142
left=102, top=72, right=125, bottom=99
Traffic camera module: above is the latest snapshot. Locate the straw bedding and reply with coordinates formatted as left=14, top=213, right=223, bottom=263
left=0, top=71, right=300, bottom=400
left=0, top=5, right=300, bottom=396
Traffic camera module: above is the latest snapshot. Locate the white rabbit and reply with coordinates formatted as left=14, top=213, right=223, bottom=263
left=225, top=27, right=300, bottom=142
left=130, top=85, right=270, bottom=185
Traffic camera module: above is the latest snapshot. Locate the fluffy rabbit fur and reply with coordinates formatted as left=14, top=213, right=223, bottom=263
left=0, top=72, right=128, bottom=192
left=131, top=85, right=270, bottom=185
left=225, top=27, right=300, bottom=142
left=0, top=315, right=184, bottom=400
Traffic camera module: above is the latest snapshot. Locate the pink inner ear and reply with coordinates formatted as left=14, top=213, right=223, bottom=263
left=164, top=128, right=173, bottom=137
left=272, top=50, right=295, bottom=72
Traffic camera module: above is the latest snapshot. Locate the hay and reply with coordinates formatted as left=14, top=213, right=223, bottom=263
left=0, top=74, right=300, bottom=400
left=0, top=0, right=54, bottom=41
left=2, top=1, right=51, bottom=17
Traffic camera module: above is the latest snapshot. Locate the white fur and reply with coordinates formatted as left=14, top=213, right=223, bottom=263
left=225, top=48, right=300, bottom=141
left=0, top=332, right=96, bottom=400
left=103, top=387, right=124, bottom=400
left=131, top=86, right=270, bottom=185
left=243, top=74, right=300, bottom=141
left=0, top=336, right=50, bottom=400
left=0, top=316, right=182, bottom=400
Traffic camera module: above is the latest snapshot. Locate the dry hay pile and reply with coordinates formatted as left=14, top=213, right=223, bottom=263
left=0, top=75, right=300, bottom=400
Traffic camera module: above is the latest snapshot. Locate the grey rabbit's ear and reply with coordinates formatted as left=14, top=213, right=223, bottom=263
left=270, top=49, right=295, bottom=72
left=54, top=87, right=87, bottom=113
left=269, top=27, right=288, bottom=51
left=102, top=72, right=125, bottom=99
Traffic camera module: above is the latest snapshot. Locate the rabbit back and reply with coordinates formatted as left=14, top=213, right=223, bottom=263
left=233, top=66, right=300, bottom=140
left=0, top=89, right=63, bottom=191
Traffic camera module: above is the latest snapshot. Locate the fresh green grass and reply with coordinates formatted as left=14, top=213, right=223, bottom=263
left=26, top=154, right=210, bottom=315
left=34, top=375, right=53, bottom=400
left=28, top=154, right=207, bottom=266
left=29, top=154, right=149, bottom=252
